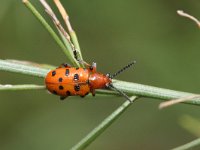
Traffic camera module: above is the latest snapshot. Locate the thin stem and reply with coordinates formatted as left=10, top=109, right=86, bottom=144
left=0, top=59, right=49, bottom=78
left=172, top=138, right=200, bottom=150
left=5, top=59, right=56, bottom=69
left=0, top=84, right=45, bottom=90
left=159, top=95, right=200, bottom=109
left=112, top=80, right=200, bottom=105
left=70, top=96, right=137, bottom=150
left=179, top=115, right=200, bottom=137
left=22, top=0, right=77, bottom=66
left=1, top=59, right=200, bottom=105
left=39, top=0, right=80, bottom=67
left=177, top=10, right=200, bottom=28
left=54, top=0, right=84, bottom=66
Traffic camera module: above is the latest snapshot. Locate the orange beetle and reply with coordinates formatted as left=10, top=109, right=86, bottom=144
left=45, top=61, right=135, bottom=101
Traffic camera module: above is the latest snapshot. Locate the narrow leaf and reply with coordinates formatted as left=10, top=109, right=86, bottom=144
left=0, top=84, right=45, bottom=90
left=1, top=59, right=200, bottom=105
left=172, top=138, right=200, bottom=150
left=70, top=96, right=137, bottom=150
left=0, top=59, right=49, bottom=78
left=23, top=0, right=77, bottom=66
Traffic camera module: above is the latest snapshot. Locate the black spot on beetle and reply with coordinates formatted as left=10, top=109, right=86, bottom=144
left=60, top=96, right=66, bottom=100
left=65, top=69, right=69, bottom=76
left=59, top=85, right=64, bottom=90
left=52, top=71, right=56, bottom=76
left=76, top=67, right=79, bottom=70
left=66, top=91, right=71, bottom=96
left=86, top=80, right=90, bottom=84
left=58, top=77, right=63, bottom=82
left=74, top=84, right=80, bottom=91
left=74, top=74, right=79, bottom=81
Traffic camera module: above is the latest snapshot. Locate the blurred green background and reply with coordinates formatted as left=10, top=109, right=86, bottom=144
left=1, top=0, right=200, bottom=150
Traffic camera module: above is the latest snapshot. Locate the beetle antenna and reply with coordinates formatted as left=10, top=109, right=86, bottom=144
left=108, top=84, right=132, bottom=103
left=110, top=61, right=136, bottom=79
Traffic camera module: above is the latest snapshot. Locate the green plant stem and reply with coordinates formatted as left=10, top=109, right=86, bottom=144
left=0, top=84, right=45, bottom=90
left=70, top=96, right=137, bottom=150
left=22, top=0, right=77, bottom=66
left=58, top=31, right=80, bottom=67
left=0, top=59, right=200, bottom=105
left=5, top=59, right=56, bottom=69
left=53, top=0, right=84, bottom=67
left=172, top=138, right=200, bottom=150
left=0, top=59, right=48, bottom=77
left=113, top=80, right=200, bottom=104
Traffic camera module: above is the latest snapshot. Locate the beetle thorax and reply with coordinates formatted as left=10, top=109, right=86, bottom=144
left=89, top=73, right=112, bottom=89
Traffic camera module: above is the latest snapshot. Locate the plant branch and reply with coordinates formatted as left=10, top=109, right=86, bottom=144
left=159, top=95, right=200, bottom=109
left=177, top=10, right=200, bottom=28
left=70, top=96, right=137, bottom=150
left=113, top=80, right=200, bottom=105
left=0, top=59, right=200, bottom=105
left=0, top=59, right=48, bottom=78
left=22, top=0, right=78, bottom=66
left=172, top=138, right=200, bottom=150
left=39, top=0, right=79, bottom=67
left=54, top=0, right=84, bottom=64
left=0, top=84, right=45, bottom=90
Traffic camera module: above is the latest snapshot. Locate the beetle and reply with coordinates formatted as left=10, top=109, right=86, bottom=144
left=45, top=61, right=136, bottom=102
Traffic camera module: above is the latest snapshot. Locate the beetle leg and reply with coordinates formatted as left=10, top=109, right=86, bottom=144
left=60, top=96, right=67, bottom=100
left=91, top=89, right=96, bottom=96
left=80, top=95, right=85, bottom=98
